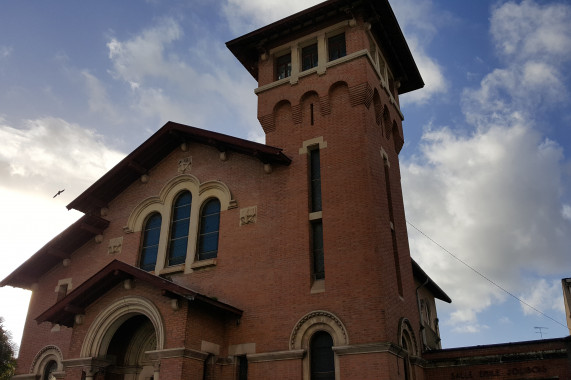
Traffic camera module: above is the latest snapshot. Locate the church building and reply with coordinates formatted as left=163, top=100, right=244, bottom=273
left=2, top=0, right=570, bottom=379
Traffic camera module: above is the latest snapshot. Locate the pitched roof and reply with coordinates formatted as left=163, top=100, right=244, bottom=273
left=36, top=260, right=243, bottom=327
left=0, top=214, right=109, bottom=290
left=412, top=259, right=452, bottom=303
left=67, top=121, right=291, bottom=214
left=226, top=0, right=424, bottom=94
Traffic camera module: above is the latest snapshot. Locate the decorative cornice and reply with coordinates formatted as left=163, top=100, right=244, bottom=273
left=247, top=349, right=305, bottom=363
left=62, top=357, right=112, bottom=369
left=333, top=342, right=403, bottom=357
left=146, top=347, right=210, bottom=362
left=423, top=349, right=569, bottom=369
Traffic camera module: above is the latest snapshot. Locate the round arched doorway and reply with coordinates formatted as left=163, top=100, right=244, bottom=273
left=80, top=296, right=165, bottom=380
left=103, top=314, right=156, bottom=380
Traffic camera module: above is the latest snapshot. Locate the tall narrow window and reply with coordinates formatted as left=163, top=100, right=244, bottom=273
left=328, top=33, right=346, bottom=61
left=310, top=148, right=322, bottom=212
left=384, top=160, right=403, bottom=296
left=312, top=221, right=325, bottom=280
left=310, top=331, right=335, bottom=380
left=302, top=43, right=318, bottom=71
left=168, top=191, right=191, bottom=266
left=197, top=198, right=221, bottom=260
left=276, top=53, right=292, bottom=80
left=140, top=213, right=162, bottom=271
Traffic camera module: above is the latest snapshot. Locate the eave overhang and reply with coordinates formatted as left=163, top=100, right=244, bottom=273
left=226, top=0, right=424, bottom=94
left=36, top=260, right=243, bottom=327
left=0, top=215, right=109, bottom=290
left=412, top=259, right=452, bottom=304
left=67, top=121, right=291, bottom=214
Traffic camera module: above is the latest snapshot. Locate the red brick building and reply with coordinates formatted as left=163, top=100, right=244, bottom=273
left=2, top=1, right=570, bottom=379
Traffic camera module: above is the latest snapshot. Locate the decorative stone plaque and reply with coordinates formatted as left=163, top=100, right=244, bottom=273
left=240, top=206, right=257, bottom=226
left=178, top=157, right=192, bottom=173
left=108, top=237, right=123, bottom=255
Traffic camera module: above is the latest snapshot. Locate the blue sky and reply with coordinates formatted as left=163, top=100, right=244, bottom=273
left=1, top=0, right=570, bottom=352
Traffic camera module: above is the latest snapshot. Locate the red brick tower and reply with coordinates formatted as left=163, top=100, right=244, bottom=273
left=228, top=0, right=425, bottom=378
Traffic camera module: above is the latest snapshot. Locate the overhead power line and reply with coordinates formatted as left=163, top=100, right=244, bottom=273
left=406, top=220, right=568, bottom=330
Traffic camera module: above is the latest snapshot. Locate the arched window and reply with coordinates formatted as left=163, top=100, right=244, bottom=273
left=310, top=331, right=335, bottom=380
left=42, top=360, right=57, bottom=380
left=139, top=213, right=162, bottom=271
left=197, top=198, right=221, bottom=260
left=402, top=332, right=412, bottom=380
left=167, top=191, right=191, bottom=266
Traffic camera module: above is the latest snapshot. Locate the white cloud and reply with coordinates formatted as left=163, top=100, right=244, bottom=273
left=391, top=0, right=448, bottom=104
left=0, top=117, right=125, bottom=350
left=82, top=70, right=122, bottom=121
left=0, top=117, right=124, bottom=194
left=520, top=278, right=566, bottom=316
left=490, top=0, right=571, bottom=63
left=0, top=46, right=12, bottom=59
left=402, top=0, right=571, bottom=335
left=222, top=0, right=322, bottom=34
left=401, top=37, right=448, bottom=104
left=105, top=17, right=259, bottom=138
left=107, top=18, right=184, bottom=84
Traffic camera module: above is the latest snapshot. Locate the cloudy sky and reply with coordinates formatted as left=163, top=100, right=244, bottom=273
left=1, top=0, right=570, bottom=351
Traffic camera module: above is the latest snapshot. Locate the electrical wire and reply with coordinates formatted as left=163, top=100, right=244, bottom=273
left=406, top=220, right=568, bottom=330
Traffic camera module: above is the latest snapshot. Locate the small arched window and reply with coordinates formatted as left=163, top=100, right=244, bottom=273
left=310, top=331, right=335, bottom=380
left=197, top=198, right=221, bottom=260
left=43, top=360, right=57, bottom=380
left=167, top=191, right=192, bottom=266
left=139, top=213, right=162, bottom=271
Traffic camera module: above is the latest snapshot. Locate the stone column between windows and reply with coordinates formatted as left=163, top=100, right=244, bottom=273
left=290, top=43, right=300, bottom=84
left=317, top=33, right=327, bottom=75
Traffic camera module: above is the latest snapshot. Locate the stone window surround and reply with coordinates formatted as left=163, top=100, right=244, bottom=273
left=124, top=174, right=236, bottom=274
left=289, top=310, right=348, bottom=380
left=266, top=21, right=350, bottom=85
left=25, top=345, right=64, bottom=380
left=300, top=137, right=328, bottom=293
left=256, top=20, right=402, bottom=116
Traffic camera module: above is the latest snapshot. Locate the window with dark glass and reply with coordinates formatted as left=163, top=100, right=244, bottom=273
left=43, top=360, right=57, bottom=380
left=237, top=355, right=248, bottom=380
left=276, top=53, right=292, bottom=80
left=310, top=148, right=322, bottom=212
left=312, top=221, right=324, bottom=280
left=302, top=43, right=318, bottom=71
left=140, top=213, right=162, bottom=271
left=197, top=198, right=221, bottom=260
left=328, top=33, right=346, bottom=61
left=168, top=191, right=191, bottom=266
left=310, top=331, right=335, bottom=380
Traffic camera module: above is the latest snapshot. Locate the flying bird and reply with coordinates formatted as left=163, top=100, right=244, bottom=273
left=53, top=189, right=65, bottom=198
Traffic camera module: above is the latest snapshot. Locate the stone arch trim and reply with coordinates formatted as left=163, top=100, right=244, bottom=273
left=30, top=345, right=64, bottom=374
left=397, top=317, right=419, bottom=357
left=289, top=310, right=348, bottom=350
left=80, top=296, right=165, bottom=358
left=124, top=174, right=234, bottom=233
